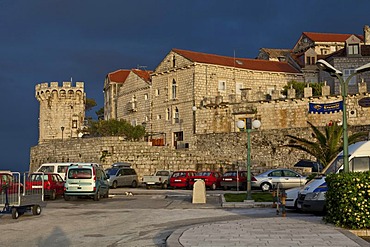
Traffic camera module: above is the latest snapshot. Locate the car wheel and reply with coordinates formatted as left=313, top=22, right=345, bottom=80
left=211, top=183, right=217, bottom=190
left=32, top=205, right=42, bottom=215
left=131, top=180, right=137, bottom=188
left=12, top=208, right=19, bottom=219
left=64, top=195, right=70, bottom=201
left=260, top=182, right=272, bottom=192
left=112, top=181, right=118, bottom=189
left=162, top=182, right=168, bottom=189
left=50, top=190, right=56, bottom=200
left=93, top=190, right=100, bottom=201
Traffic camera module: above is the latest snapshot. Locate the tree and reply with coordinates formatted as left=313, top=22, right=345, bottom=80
left=281, top=81, right=323, bottom=98
left=95, top=107, right=104, bottom=120
left=85, top=119, right=145, bottom=141
left=286, top=121, right=367, bottom=167
left=85, top=98, right=97, bottom=111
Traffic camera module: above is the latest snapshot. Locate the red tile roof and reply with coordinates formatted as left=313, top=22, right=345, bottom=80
left=132, top=69, right=152, bottom=83
left=303, top=32, right=364, bottom=42
left=108, top=69, right=130, bottom=83
left=173, top=48, right=300, bottom=73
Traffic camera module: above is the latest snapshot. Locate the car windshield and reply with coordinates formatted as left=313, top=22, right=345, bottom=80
left=30, top=174, right=48, bottom=181
left=68, top=168, right=92, bottom=179
left=105, top=168, right=119, bottom=176
left=196, top=171, right=211, bottom=176
left=156, top=171, right=169, bottom=176
left=324, top=156, right=344, bottom=175
left=223, top=171, right=237, bottom=177
left=172, top=172, right=186, bottom=178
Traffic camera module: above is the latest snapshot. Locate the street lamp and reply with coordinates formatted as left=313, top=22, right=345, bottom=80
left=316, top=59, right=370, bottom=173
left=236, top=119, right=261, bottom=200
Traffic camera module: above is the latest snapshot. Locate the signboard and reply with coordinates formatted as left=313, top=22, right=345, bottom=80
left=308, top=101, right=343, bottom=114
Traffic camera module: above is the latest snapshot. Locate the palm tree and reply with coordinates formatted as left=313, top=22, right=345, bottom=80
left=286, top=121, right=367, bottom=167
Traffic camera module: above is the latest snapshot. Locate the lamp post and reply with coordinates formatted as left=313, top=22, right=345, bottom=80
left=236, top=119, right=261, bottom=200
left=316, top=59, right=370, bottom=172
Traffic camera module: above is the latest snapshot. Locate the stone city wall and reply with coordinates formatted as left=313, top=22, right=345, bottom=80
left=30, top=125, right=370, bottom=179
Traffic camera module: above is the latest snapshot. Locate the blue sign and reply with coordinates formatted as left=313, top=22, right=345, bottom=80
left=309, top=101, right=343, bottom=114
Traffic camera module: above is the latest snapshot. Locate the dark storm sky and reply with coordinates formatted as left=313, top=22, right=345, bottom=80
left=1, top=0, right=369, bottom=172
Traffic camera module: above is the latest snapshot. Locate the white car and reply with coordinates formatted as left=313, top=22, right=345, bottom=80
left=285, top=187, right=302, bottom=209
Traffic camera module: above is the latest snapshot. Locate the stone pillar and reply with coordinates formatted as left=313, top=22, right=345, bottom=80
left=192, top=180, right=206, bottom=203
left=287, top=85, right=296, bottom=99
left=304, top=85, right=313, bottom=98
left=358, top=79, right=367, bottom=94
left=321, top=81, right=331, bottom=96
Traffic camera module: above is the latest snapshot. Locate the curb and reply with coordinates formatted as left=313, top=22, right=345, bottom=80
left=220, top=194, right=272, bottom=208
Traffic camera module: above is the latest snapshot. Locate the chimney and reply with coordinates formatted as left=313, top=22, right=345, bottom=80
left=364, top=25, right=370, bottom=45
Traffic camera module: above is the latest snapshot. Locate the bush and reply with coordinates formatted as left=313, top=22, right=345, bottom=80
left=324, top=171, right=370, bottom=229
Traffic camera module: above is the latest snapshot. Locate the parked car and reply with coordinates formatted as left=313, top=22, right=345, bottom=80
left=251, top=168, right=307, bottom=192
left=36, top=163, right=71, bottom=180
left=285, top=186, right=302, bottom=209
left=142, top=170, right=173, bottom=189
left=293, top=160, right=323, bottom=173
left=169, top=171, right=196, bottom=189
left=188, top=171, right=222, bottom=190
left=0, top=171, right=23, bottom=194
left=105, top=165, right=138, bottom=189
left=26, top=172, right=65, bottom=200
left=220, top=170, right=248, bottom=190
left=297, top=140, right=370, bottom=213
left=64, top=163, right=109, bottom=201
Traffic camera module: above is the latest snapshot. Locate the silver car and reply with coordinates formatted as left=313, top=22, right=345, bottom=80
left=251, top=168, right=307, bottom=192
left=105, top=167, right=138, bottom=189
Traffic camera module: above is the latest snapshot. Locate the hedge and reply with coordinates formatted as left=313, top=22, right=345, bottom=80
left=324, top=171, right=370, bottom=229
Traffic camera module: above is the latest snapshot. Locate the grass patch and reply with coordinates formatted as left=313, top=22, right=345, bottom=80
left=224, top=192, right=273, bottom=202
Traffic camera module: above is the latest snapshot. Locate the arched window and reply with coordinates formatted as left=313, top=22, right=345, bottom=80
left=173, top=107, right=179, bottom=123
left=172, top=79, right=177, bottom=99
left=166, top=108, right=170, bottom=121
left=172, top=55, right=176, bottom=67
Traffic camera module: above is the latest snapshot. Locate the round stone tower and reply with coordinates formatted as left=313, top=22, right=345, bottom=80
left=35, top=81, right=86, bottom=144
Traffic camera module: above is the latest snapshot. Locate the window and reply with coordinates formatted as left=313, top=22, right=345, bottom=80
left=350, top=157, right=370, bottom=172
left=348, top=44, right=359, bottom=55
left=218, top=80, right=226, bottom=91
left=131, top=119, right=137, bottom=126
left=171, top=79, right=177, bottom=99
left=131, top=95, right=137, bottom=110
left=236, top=82, right=243, bottom=94
left=311, top=57, right=315, bottom=65
left=172, top=55, right=176, bottom=67
left=173, top=107, right=179, bottom=123
left=72, top=120, right=77, bottom=128
left=144, top=93, right=148, bottom=100
left=157, top=115, right=161, bottom=120
left=306, top=57, right=311, bottom=65
left=155, top=89, right=160, bottom=96
left=166, top=108, right=170, bottom=120
left=343, top=69, right=356, bottom=85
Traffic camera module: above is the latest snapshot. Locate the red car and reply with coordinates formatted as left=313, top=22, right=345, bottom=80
left=26, top=172, right=65, bottom=200
left=0, top=171, right=23, bottom=194
left=169, top=171, right=196, bottom=189
left=189, top=171, right=222, bottom=190
left=220, top=170, right=248, bottom=190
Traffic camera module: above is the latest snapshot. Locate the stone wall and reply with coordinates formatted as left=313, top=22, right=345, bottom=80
left=30, top=125, right=370, bottom=179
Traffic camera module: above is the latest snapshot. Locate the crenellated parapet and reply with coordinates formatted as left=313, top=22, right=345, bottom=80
left=35, top=81, right=84, bottom=102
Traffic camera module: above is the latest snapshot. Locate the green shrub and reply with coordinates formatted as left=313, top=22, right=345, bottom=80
left=324, top=171, right=370, bottom=229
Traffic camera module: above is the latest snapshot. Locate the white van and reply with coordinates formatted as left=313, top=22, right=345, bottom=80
left=36, top=163, right=99, bottom=180
left=36, top=163, right=70, bottom=180
left=296, top=140, right=370, bottom=212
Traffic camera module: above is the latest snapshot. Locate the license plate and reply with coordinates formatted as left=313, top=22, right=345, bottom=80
left=297, top=203, right=302, bottom=209
left=225, top=178, right=232, bottom=181
left=194, top=179, right=201, bottom=181
left=175, top=179, right=181, bottom=182
left=32, top=185, right=43, bottom=189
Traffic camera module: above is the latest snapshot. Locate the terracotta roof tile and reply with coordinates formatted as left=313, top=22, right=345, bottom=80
left=108, top=69, right=130, bottom=83
left=132, top=69, right=152, bottom=83
left=303, top=32, right=364, bottom=42
left=173, top=48, right=300, bottom=73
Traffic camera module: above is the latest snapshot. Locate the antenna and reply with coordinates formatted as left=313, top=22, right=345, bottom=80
left=137, top=65, right=148, bottom=71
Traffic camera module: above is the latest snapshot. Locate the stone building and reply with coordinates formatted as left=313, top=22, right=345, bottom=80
left=35, top=81, right=85, bottom=143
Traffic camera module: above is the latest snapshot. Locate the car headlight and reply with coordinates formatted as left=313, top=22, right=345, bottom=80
left=304, top=192, right=326, bottom=200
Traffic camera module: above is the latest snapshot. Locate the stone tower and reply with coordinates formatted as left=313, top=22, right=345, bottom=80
left=35, top=81, right=86, bottom=144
